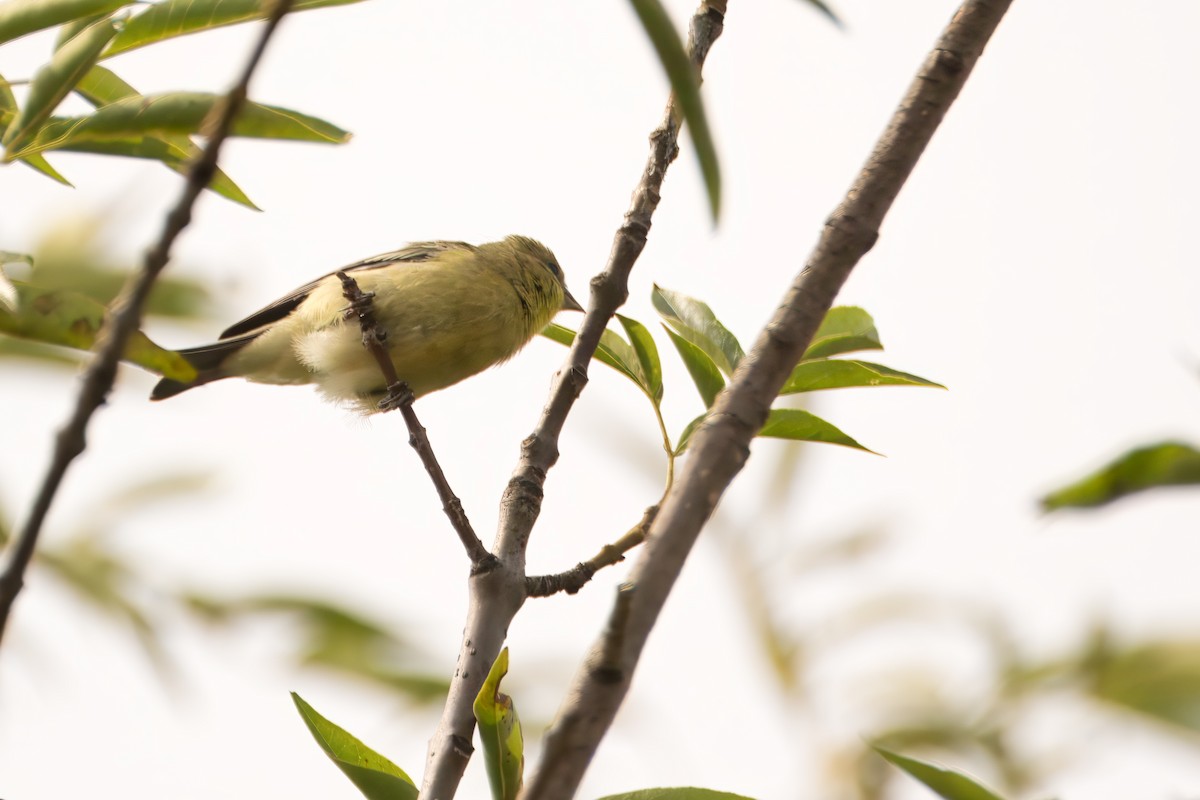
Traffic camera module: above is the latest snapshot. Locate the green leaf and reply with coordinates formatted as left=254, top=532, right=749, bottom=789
left=291, top=693, right=418, bottom=800
left=2, top=14, right=120, bottom=154
left=674, top=413, right=705, bottom=455
left=68, top=66, right=257, bottom=207
left=11, top=91, right=351, bottom=158
left=663, top=327, right=725, bottom=408
left=105, top=0, right=367, bottom=57
left=652, top=285, right=744, bottom=376
left=781, top=359, right=943, bottom=394
left=0, top=0, right=126, bottom=46
left=627, top=0, right=720, bottom=220
left=759, top=408, right=876, bottom=453
left=802, top=306, right=882, bottom=359
left=618, top=313, right=663, bottom=402
left=541, top=321, right=662, bottom=404
left=0, top=70, right=72, bottom=183
left=474, top=648, right=523, bottom=800
left=0, top=280, right=197, bottom=380
left=1087, top=637, right=1200, bottom=732
left=874, top=748, right=1007, bottom=800
left=596, top=789, right=756, bottom=800
left=1040, top=442, right=1200, bottom=510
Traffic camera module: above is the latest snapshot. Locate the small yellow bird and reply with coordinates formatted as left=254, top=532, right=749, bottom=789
left=151, top=235, right=582, bottom=411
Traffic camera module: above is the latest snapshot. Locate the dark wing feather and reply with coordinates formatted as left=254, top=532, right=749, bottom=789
left=218, top=241, right=475, bottom=339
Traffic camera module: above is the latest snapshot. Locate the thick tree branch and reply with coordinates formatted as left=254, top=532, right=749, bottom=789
left=522, top=1, right=1014, bottom=797
left=419, top=4, right=728, bottom=797
left=0, top=0, right=295, bottom=648
left=336, top=271, right=494, bottom=570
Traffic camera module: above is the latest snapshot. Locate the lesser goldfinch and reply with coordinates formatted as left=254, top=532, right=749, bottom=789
left=151, top=235, right=582, bottom=411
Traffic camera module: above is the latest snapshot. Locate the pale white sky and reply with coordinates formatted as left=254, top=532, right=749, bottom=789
left=3, top=2, right=1200, bottom=799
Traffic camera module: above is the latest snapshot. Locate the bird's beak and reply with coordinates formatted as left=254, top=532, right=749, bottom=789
left=561, top=288, right=584, bottom=312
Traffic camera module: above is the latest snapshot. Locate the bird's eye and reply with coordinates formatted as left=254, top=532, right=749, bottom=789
left=545, top=261, right=563, bottom=278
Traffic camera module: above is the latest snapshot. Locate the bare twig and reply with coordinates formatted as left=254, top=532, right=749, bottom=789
left=0, top=0, right=296, bottom=648
left=525, top=505, right=657, bottom=598
left=336, top=271, right=494, bottom=570
left=420, top=4, right=729, bottom=798
left=523, top=1, right=1015, bottom=797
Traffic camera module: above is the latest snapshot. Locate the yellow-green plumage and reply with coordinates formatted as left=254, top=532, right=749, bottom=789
left=151, top=236, right=581, bottom=412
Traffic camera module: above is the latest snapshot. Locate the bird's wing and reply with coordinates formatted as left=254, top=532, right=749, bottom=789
left=218, top=241, right=476, bottom=339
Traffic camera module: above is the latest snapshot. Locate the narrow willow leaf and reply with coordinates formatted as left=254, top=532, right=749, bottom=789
left=70, top=66, right=257, bottom=208
left=618, top=313, right=663, bottom=402
left=759, top=408, right=876, bottom=453
left=292, top=693, right=418, bottom=800
left=781, top=359, right=943, bottom=394
left=2, top=15, right=120, bottom=154
left=0, top=0, right=126, bottom=46
left=105, top=0, right=367, bottom=57
left=875, top=748, right=1007, bottom=800
left=14, top=92, right=351, bottom=158
left=1040, top=442, right=1200, bottom=511
left=628, top=0, right=720, bottom=220
left=652, top=285, right=744, bottom=376
left=673, top=413, right=705, bottom=455
left=663, top=327, right=725, bottom=408
left=0, top=280, right=196, bottom=381
left=596, top=789, right=756, bottom=800
left=474, top=648, right=523, bottom=800
left=802, top=306, right=882, bottom=359
left=541, top=322, right=660, bottom=403
left=0, top=70, right=72, bottom=183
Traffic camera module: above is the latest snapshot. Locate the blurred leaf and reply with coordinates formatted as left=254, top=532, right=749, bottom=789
left=39, top=535, right=167, bottom=667
left=26, top=219, right=213, bottom=318
left=875, top=748, right=1006, bottom=800
left=0, top=280, right=197, bottom=380
left=799, top=0, right=842, bottom=28
left=596, top=789, right=756, bottom=800
left=105, top=0, right=367, bottom=57
left=0, top=0, right=126, bottom=46
left=1040, top=442, right=1200, bottom=510
left=782, top=359, right=943, bottom=393
left=759, top=408, right=876, bottom=453
left=618, top=313, right=663, bottom=403
left=542, top=321, right=661, bottom=404
left=11, top=92, right=351, bottom=158
left=802, top=306, right=882, bottom=359
left=627, top=0, right=720, bottom=220
left=1087, top=637, right=1200, bottom=732
left=652, top=285, right=744, bottom=376
left=68, top=66, right=257, bottom=208
left=474, top=648, right=523, bottom=800
left=188, top=594, right=450, bottom=704
left=1, top=14, right=120, bottom=154
left=292, top=693, right=418, bottom=800
left=664, top=328, right=725, bottom=409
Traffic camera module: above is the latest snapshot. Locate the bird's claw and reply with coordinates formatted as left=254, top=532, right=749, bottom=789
left=378, top=381, right=414, bottom=411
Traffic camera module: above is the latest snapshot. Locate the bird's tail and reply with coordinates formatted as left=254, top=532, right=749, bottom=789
left=150, top=335, right=256, bottom=401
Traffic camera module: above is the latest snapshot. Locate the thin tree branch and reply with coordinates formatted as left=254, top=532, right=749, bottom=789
left=336, top=271, right=494, bottom=570
left=0, top=0, right=296, bottom=648
left=420, top=4, right=729, bottom=798
left=525, top=505, right=657, bottom=598
left=522, top=1, right=1014, bottom=796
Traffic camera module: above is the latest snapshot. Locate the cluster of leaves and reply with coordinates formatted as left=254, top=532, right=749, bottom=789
left=545, top=285, right=942, bottom=474
left=0, top=0, right=359, bottom=208
left=294, top=647, right=760, bottom=800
